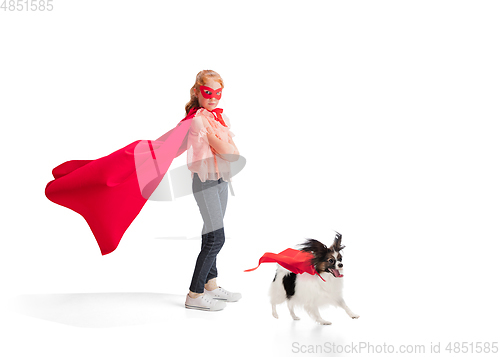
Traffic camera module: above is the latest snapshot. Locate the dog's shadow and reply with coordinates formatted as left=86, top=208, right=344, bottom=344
left=9, top=292, right=202, bottom=328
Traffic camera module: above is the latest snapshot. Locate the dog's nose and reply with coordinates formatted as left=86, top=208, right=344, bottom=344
left=338, top=263, right=343, bottom=268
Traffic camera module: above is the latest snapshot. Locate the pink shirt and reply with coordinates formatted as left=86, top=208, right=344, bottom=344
left=187, top=108, right=235, bottom=182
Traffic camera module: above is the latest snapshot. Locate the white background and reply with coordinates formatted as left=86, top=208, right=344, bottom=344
left=1, top=1, right=499, bottom=356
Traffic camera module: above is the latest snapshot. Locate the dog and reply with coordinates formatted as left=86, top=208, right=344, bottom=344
left=269, top=232, right=359, bottom=325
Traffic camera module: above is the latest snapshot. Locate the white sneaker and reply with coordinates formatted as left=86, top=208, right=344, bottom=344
left=204, top=287, right=242, bottom=302
left=185, top=293, right=226, bottom=311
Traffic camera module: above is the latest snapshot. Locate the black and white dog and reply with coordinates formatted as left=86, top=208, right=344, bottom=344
left=269, top=233, right=359, bottom=325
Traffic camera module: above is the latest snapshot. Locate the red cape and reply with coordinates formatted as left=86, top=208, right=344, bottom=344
left=244, top=248, right=325, bottom=281
left=45, top=108, right=198, bottom=255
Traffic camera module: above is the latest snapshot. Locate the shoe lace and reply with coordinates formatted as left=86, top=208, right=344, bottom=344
left=203, top=295, right=214, bottom=304
left=218, top=287, right=230, bottom=296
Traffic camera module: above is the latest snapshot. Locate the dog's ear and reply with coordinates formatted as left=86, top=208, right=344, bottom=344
left=331, top=231, right=345, bottom=252
left=299, top=238, right=329, bottom=257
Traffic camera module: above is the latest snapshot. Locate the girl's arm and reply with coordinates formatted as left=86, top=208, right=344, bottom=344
left=227, top=135, right=239, bottom=156
left=206, top=132, right=239, bottom=162
left=200, top=115, right=240, bottom=162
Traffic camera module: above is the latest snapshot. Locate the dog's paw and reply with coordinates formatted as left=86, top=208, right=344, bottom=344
left=317, top=319, right=332, bottom=325
left=272, top=312, right=279, bottom=319
left=292, top=316, right=300, bottom=321
left=350, top=314, right=360, bottom=319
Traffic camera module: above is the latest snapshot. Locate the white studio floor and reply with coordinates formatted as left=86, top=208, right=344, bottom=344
left=1, top=223, right=499, bottom=357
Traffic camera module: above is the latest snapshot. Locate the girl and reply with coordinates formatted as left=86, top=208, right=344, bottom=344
left=184, top=70, right=241, bottom=311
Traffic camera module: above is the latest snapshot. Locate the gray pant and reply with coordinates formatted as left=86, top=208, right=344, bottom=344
left=189, top=173, right=229, bottom=293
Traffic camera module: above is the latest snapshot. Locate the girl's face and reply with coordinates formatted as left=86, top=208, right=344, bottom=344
left=196, top=78, right=222, bottom=111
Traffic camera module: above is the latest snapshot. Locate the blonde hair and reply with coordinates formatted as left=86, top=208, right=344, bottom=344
left=185, top=70, right=225, bottom=115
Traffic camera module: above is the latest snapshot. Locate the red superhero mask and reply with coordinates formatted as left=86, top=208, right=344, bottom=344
left=199, top=85, right=222, bottom=100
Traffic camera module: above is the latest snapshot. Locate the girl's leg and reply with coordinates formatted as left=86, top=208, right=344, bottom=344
left=219, top=178, right=229, bottom=218
left=201, top=231, right=218, bottom=289
left=201, top=179, right=229, bottom=289
left=204, top=179, right=228, bottom=285
left=189, top=175, right=227, bottom=294
left=190, top=228, right=212, bottom=297
left=205, top=277, right=218, bottom=291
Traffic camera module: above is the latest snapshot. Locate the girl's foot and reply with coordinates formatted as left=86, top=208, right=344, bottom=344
left=185, top=293, right=226, bottom=311
left=204, top=287, right=242, bottom=302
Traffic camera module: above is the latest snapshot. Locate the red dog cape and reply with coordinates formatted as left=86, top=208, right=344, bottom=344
left=45, top=108, right=201, bottom=255
left=244, top=248, right=326, bottom=281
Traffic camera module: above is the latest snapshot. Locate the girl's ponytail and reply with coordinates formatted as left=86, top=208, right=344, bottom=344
left=185, top=86, right=200, bottom=115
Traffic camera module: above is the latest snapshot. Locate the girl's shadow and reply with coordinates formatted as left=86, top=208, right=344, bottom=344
left=10, top=292, right=217, bottom=328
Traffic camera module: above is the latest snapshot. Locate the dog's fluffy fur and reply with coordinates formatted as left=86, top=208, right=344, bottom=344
left=269, top=232, right=359, bottom=325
